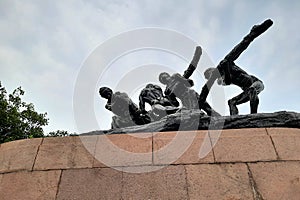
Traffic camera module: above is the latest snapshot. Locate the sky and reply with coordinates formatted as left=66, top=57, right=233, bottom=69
left=0, top=0, right=299, bottom=134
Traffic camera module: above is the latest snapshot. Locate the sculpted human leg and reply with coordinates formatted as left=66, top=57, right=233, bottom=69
left=228, top=92, right=250, bottom=115
left=248, top=80, right=264, bottom=114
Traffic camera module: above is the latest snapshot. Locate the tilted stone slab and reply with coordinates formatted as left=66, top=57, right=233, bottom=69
left=0, top=138, right=42, bottom=173
left=186, top=163, right=253, bottom=199
left=153, top=130, right=214, bottom=165
left=0, top=170, right=61, bottom=200
left=212, top=128, right=278, bottom=162
left=267, top=128, right=300, bottom=160
left=34, top=136, right=96, bottom=170
left=56, top=168, right=122, bottom=200
left=122, top=165, right=188, bottom=200
left=93, top=133, right=153, bottom=168
left=249, top=161, right=300, bottom=200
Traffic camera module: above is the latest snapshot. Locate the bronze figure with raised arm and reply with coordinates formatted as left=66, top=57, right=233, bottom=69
left=199, top=19, right=273, bottom=115
left=138, top=46, right=203, bottom=119
left=159, top=46, right=221, bottom=116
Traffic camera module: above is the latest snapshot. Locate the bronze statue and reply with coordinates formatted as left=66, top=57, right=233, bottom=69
left=98, top=19, right=274, bottom=129
left=159, top=46, right=221, bottom=116
left=199, top=19, right=273, bottom=115
left=99, top=87, right=151, bottom=128
left=163, top=46, right=202, bottom=103
left=159, top=72, right=221, bottom=116
left=139, top=83, right=178, bottom=120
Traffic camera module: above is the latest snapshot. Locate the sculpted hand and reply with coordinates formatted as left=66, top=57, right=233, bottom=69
left=191, top=46, right=202, bottom=66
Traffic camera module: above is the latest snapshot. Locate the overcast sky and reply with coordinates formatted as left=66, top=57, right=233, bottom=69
left=1, top=0, right=299, bottom=133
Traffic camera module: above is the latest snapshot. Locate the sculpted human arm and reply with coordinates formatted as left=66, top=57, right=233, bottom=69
left=224, top=19, right=273, bottom=62
left=183, top=46, right=202, bottom=79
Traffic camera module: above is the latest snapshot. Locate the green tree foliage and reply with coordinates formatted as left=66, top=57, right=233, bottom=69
left=0, top=82, right=48, bottom=143
left=47, top=130, right=77, bottom=137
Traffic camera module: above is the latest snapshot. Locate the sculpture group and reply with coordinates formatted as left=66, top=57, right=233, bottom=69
left=100, top=19, right=273, bottom=128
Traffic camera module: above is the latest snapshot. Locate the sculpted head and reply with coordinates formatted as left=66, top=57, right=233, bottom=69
left=145, top=83, right=154, bottom=88
left=99, top=87, right=112, bottom=99
left=159, top=72, right=171, bottom=85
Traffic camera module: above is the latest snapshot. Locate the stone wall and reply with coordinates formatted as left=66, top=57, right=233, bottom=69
left=1, top=128, right=300, bottom=199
